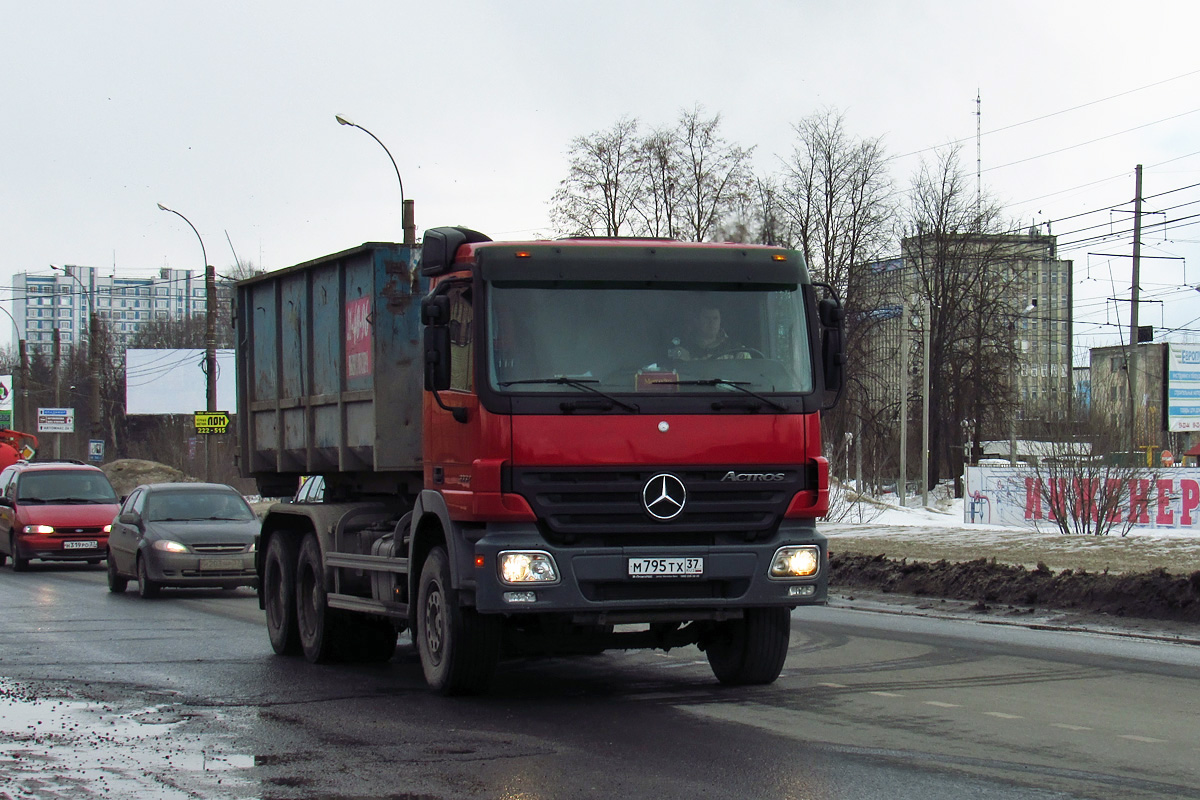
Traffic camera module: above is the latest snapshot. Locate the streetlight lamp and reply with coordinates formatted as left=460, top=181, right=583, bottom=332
left=158, top=203, right=217, bottom=481
left=335, top=114, right=415, bottom=246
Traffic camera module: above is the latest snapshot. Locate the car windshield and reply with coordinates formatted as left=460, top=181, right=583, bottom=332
left=16, top=471, right=118, bottom=503
left=145, top=491, right=256, bottom=522
left=486, top=282, right=813, bottom=395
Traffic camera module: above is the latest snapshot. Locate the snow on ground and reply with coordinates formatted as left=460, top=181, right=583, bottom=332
left=823, top=496, right=1200, bottom=574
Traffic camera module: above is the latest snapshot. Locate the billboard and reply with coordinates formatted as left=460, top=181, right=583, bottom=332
left=1167, top=344, right=1200, bottom=432
left=125, top=349, right=236, bottom=415
left=0, top=374, right=11, bottom=428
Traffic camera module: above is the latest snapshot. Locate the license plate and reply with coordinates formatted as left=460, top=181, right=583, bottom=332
left=627, top=557, right=703, bottom=578
left=63, top=540, right=97, bottom=550
left=199, top=557, right=243, bottom=571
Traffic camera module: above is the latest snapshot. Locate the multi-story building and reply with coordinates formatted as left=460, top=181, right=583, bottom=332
left=11, top=265, right=232, bottom=353
left=859, top=230, right=1074, bottom=439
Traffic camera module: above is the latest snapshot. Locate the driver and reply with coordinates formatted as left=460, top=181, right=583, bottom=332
left=671, top=306, right=751, bottom=361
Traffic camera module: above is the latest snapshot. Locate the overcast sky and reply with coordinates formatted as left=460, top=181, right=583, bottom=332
left=3, top=1, right=1198, bottom=357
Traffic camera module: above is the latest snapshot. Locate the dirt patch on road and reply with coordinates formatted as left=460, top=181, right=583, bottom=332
left=831, top=553, right=1200, bottom=623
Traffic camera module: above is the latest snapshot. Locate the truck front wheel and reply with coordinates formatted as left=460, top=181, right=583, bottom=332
left=703, top=607, right=792, bottom=686
left=296, top=533, right=339, bottom=663
left=264, top=534, right=301, bottom=655
left=416, top=546, right=500, bottom=695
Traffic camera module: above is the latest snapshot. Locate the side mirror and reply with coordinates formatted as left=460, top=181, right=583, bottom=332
left=424, top=326, right=452, bottom=392
left=118, top=511, right=142, bottom=526
left=421, top=294, right=450, bottom=326
left=815, top=291, right=846, bottom=410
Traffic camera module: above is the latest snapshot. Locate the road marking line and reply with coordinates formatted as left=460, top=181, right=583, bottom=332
left=1051, top=723, right=1092, bottom=731
left=869, top=691, right=903, bottom=697
left=983, top=712, right=1024, bottom=719
left=1119, top=735, right=1167, bottom=744
left=817, top=682, right=847, bottom=688
left=924, top=701, right=961, bottom=708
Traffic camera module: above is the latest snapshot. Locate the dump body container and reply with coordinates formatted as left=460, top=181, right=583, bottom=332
left=235, top=242, right=427, bottom=496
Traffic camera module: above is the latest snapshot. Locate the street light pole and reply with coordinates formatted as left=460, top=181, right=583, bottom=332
left=335, top=114, right=415, bottom=246
left=158, top=203, right=216, bottom=481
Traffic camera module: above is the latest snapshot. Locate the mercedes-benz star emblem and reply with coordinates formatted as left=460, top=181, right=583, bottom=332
left=642, top=473, right=686, bottom=520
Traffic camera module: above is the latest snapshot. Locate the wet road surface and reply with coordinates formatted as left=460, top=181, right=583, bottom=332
left=1, top=562, right=1198, bottom=799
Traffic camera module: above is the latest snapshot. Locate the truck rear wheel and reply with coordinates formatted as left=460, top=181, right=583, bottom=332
left=703, top=607, right=791, bottom=686
left=264, top=534, right=301, bottom=655
left=416, top=546, right=500, bottom=695
left=296, top=533, right=339, bottom=663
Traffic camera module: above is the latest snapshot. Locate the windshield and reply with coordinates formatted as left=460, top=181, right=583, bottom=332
left=145, top=491, right=256, bottom=522
left=487, top=282, right=813, bottom=395
left=17, top=471, right=119, bottom=504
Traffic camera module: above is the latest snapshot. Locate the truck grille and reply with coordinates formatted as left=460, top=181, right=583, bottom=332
left=511, top=467, right=805, bottom=546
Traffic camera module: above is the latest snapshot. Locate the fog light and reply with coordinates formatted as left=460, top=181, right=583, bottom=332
left=503, top=591, right=537, bottom=604
left=788, top=584, right=816, bottom=597
left=770, top=546, right=820, bottom=578
left=498, top=551, right=559, bottom=584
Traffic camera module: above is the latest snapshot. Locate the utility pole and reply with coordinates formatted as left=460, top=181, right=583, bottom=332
left=921, top=298, right=931, bottom=508
left=52, top=328, right=61, bottom=460
left=205, top=261, right=217, bottom=482
left=899, top=298, right=909, bottom=506
left=1128, top=165, right=1143, bottom=455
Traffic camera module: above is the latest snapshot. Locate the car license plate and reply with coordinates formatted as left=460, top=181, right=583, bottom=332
left=628, top=557, right=703, bottom=578
left=63, top=540, right=97, bottom=550
left=199, top=557, right=243, bottom=571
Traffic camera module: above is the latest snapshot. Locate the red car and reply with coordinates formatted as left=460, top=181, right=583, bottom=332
left=0, top=461, right=120, bottom=571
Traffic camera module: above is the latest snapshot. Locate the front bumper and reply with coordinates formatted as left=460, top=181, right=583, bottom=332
left=144, top=551, right=258, bottom=589
left=18, top=535, right=108, bottom=562
left=470, top=521, right=827, bottom=617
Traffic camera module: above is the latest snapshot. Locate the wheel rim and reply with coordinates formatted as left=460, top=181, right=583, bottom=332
left=423, top=580, right=445, bottom=665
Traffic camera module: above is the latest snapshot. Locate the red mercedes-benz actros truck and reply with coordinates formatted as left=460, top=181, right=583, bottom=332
left=238, top=227, right=844, bottom=694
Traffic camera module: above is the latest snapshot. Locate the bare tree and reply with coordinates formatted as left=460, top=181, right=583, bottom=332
left=672, top=106, right=754, bottom=242
left=550, top=117, right=644, bottom=237
left=902, top=146, right=1028, bottom=487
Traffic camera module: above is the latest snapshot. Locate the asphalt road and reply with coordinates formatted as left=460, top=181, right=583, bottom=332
left=1, top=563, right=1198, bottom=799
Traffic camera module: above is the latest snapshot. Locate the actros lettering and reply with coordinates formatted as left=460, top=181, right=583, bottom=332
left=721, top=471, right=786, bottom=482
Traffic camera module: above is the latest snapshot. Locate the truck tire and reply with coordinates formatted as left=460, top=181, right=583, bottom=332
left=703, top=607, right=791, bottom=686
left=263, top=534, right=301, bottom=655
left=296, top=533, right=340, bottom=663
left=416, top=546, right=501, bottom=695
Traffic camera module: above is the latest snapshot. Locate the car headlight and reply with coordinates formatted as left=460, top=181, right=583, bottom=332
left=102, top=524, right=112, bottom=534
left=497, top=551, right=559, bottom=584
left=769, top=546, right=820, bottom=578
left=23, top=524, right=55, bottom=535
left=152, top=539, right=190, bottom=554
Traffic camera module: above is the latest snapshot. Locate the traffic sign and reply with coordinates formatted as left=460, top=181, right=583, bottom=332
left=194, top=411, right=230, bottom=434
left=38, top=407, right=75, bottom=433
left=88, top=439, right=105, bottom=463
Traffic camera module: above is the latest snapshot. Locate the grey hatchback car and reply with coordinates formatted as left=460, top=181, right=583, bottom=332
left=107, top=482, right=259, bottom=598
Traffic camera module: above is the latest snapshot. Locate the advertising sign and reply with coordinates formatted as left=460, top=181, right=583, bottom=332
left=37, top=407, right=74, bottom=433
left=965, top=465, right=1200, bottom=531
left=194, top=411, right=231, bottom=434
left=0, top=374, right=11, bottom=429
left=1167, top=343, right=1200, bottom=432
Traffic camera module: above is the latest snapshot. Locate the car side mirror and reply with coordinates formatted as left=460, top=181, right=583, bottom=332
left=119, top=511, right=142, bottom=526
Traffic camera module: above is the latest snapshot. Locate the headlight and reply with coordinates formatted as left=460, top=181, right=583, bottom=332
left=769, top=546, right=820, bottom=578
left=102, top=524, right=112, bottom=534
left=152, top=539, right=190, bottom=554
left=498, top=551, right=559, bottom=584
left=23, top=524, right=55, bottom=535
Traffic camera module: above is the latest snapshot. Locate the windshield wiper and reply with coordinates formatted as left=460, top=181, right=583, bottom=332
left=499, top=377, right=639, bottom=413
left=653, top=378, right=787, bottom=412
